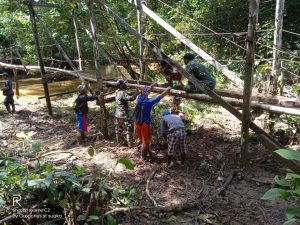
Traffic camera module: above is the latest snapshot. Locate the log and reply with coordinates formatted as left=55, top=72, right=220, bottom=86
left=38, top=91, right=76, bottom=99
left=104, top=81, right=300, bottom=116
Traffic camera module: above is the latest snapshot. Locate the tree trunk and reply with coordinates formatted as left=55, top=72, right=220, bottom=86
left=73, top=12, right=83, bottom=71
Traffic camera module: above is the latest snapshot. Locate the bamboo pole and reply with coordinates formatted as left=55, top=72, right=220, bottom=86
left=87, top=0, right=108, bottom=137
left=27, top=5, right=52, bottom=115
left=73, top=12, right=83, bottom=71
left=272, top=0, right=285, bottom=95
left=136, top=0, right=145, bottom=80
left=241, top=0, right=260, bottom=168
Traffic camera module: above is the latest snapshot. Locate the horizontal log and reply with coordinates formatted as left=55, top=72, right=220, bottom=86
left=38, top=91, right=76, bottom=99
left=104, top=81, right=300, bottom=116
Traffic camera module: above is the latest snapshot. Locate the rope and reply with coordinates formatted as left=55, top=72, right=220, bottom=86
left=283, top=29, right=300, bottom=37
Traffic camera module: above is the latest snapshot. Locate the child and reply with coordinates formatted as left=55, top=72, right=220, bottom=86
left=1, top=72, right=15, bottom=113
left=115, top=79, right=139, bottom=147
left=74, top=84, right=102, bottom=140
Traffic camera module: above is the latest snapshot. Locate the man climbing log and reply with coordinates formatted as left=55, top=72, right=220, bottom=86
left=159, top=60, right=184, bottom=87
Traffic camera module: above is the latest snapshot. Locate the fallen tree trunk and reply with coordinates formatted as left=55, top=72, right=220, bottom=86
left=104, top=81, right=300, bottom=116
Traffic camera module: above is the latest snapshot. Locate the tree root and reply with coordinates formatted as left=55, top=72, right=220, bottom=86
left=146, top=169, right=160, bottom=207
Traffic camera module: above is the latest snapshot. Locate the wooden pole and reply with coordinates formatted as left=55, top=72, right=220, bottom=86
left=241, top=0, right=260, bottom=168
left=13, top=68, right=19, bottom=96
left=73, top=11, right=83, bottom=71
left=28, top=5, right=52, bottom=115
left=136, top=0, right=145, bottom=80
left=279, top=60, right=284, bottom=96
left=87, top=0, right=108, bottom=137
left=272, top=0, right=285, bottom=95
left=128, top=0, right=243, bottom=88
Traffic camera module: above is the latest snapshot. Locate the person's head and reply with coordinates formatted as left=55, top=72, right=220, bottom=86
left=139, top=85, right=150, bottom=97
left=0, top=72, right=9, bottom=80
left=77, top=84, right=87, bottom=94
left=183, top=53, right=195, bottom=65
left=116, top=79, right=127, bottom=90
left=173, top=96, right=181, bottom=106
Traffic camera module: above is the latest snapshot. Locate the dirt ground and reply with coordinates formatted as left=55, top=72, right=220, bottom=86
left=0, top=95, right=295, bottom=225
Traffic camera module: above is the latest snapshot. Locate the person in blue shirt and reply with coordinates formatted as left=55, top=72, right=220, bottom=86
left=134, top=83, right=171, bottom=159
left=1, top=72, right=15, bottom=113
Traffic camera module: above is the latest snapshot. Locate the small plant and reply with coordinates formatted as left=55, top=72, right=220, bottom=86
left=262, top=149, right=300, bottom=225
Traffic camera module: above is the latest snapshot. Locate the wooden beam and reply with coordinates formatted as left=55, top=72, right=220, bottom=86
left=241, top=0, right=260, bottom=167
left=272, top=0, right=285, bottom=95
left=13, top=68, right=19, bottom=96
left=87, top=0, right=108, bottom=137
left=136, top=0, right=146, bottom=80
left=95, top=0, right=300, bottom=172
left=28, top=5, right=52, bottom=115
left=72, top=12, right=83, bottom=71
left=128, top=0, right=244, bottom=88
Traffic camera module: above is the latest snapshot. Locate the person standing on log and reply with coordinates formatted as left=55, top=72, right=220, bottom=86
left=134, top=83, right=171, bottom=159
left=160, top=111, right=187, bottom=166
left=160, top=60, right=184, bottom=88
left=183, top=53, right=216, bottom=93
left=115, top=79, right=139, bottom=147
left=1, top=72, right=15, bottom=113
left=74, top=84, right=102, bottom=141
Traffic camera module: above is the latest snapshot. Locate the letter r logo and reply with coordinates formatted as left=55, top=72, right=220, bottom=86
left=13, top=195, right=21, bottom=207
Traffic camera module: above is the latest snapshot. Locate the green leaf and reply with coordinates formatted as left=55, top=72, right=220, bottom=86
left=77, top=214, right=86, bottom=221
left=106, top=215, right=117, bottom=225
left=286, top=207, right=300, bottom=220
left=283, top=219, right=297, bottom=225
left=261, top=188, right=282, bottom=200
left=274, top=176, right=291, bottom=187
left=286, top=173, right=300, bottom=179
left=87, top=215, right=99, bottom=222
left=32, top=141, right=42, bottom=151
left=117, top=158, right=135, bottom=170
left=275, top=149, right=300, bottom=161
left=87, top=146, right=95, bottom=157
left=59, top=199, right=69, bottom=208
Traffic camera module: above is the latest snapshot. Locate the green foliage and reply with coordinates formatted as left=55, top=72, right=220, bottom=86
left=0, top=138, right=138, bottom=224
left=262, top=149, right=300, bottom=224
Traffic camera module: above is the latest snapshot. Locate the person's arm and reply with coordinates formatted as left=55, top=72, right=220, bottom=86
left=149, top=83, right=157, bottom=91
left=159, top=86, right=171, bottom=99
left=160, top=118, right=168, bottom=136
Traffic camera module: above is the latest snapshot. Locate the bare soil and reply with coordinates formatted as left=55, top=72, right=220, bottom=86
left=0, top=95, right=295, bottom=225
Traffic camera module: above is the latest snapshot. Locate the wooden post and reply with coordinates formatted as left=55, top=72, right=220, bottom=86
left=87, top=0, right=108, bottom=137
left=28, top=5, right=52, bottom=115
left=272, top=0, right=285, bottom=95
left=13, top=68, right=19, bottom=96
left=240, top=0, right=260, bottom=168
left=279, top=60, right=284, bottom=96
left=136, top=0, right=145, bottom=80
left=73, top=11, right=83, bottom=71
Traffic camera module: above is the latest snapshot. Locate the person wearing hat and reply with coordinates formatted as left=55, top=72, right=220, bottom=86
left=159, top=60, right=184, bottom=87
left=115, top=79, right=139, bottom=147
left=1, top=72, right=15, bottom=113
left=160, top=111, right=187, bottom=166
left=183, top=53, right=216, bottom=93
left=74, top=84, right=102, bottom=140
left=134, top=83, right=171, bottom=159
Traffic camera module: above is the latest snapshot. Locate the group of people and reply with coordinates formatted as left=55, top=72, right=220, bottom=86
left=74, top=53, right=216, bottom=165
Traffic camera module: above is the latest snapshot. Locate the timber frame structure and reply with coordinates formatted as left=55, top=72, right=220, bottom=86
left=0, top=0, right=299, bottom=172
